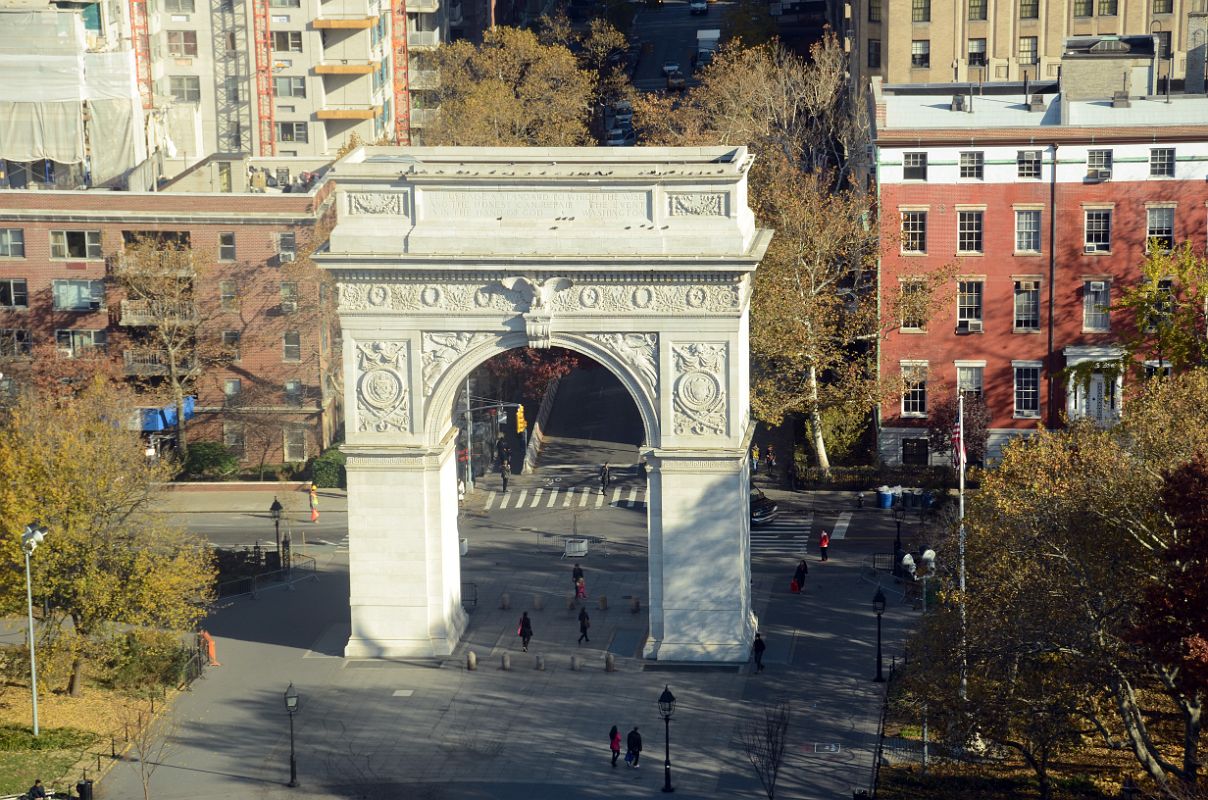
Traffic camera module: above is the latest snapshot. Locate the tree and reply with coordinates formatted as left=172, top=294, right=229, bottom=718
left=483, top=347, right=580, bottom=405
left=0, top=380, right=215, bottom=695
left=425, top=27, right=596, bottom=147
left=926, top=391, right=991, bottom=465
left=1117, top=242, right=1208, bottom=375
left=741, top=701, right=791, bottom=799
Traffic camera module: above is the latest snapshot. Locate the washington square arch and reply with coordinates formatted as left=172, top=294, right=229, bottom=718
left=315, top=146, right=772, bottom=663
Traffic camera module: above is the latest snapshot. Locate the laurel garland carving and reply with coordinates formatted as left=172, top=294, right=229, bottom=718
left=355, top=341, right=410, bottom=434
left=584, top=333, right=658, bottom=398
left=421, top=332, right=494, bottom=396
left=672, top=342, right=728, bottom=437
left=347, top=193, right=405, bottom=216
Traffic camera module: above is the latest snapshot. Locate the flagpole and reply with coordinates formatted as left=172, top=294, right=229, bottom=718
left=958, top=391, right=968, bottom=702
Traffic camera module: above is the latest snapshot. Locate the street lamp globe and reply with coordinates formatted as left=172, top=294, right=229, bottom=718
left=658, top=685, right=676, bottom=718
left=873, top=587, right=886, bottom=616
left=284, top=682, right=299, bottom=713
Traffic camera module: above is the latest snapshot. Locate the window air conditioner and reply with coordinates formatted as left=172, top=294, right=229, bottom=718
left=1084, top=244, right=1101, bottom=254
left=1018, top=280, right=1039, bottom=292
left=965, top=319, right=984, bottom=332
left=1086, top=169, right=1111, bottom=182
left=281, top=300, right=297, bottom=314
left=279, top=251, right=296, bottom=263
left=1090, top=281, right=1107, bottom=292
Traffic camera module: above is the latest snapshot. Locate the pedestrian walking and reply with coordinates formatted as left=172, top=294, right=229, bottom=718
left=609, top=725, right=622, bottom=768
left=500, top=459, right=511, bottom=493
left=765, top=444, right=776, bottom=473
left=599, top=462, right=611, bottom=494
left=819, top=529, right=830, bottom=561
left=626, top=726, right=643, bottom=767
left=793, top=559, right=808, bottom=593
left=575, top=576, right=588, bottom=601
left=572, top=562, right=584, bottom=588
left=517, top=612, right=533, bottom=652
left=752, top=632, right=766, bottom=672
left=457, top=479, right=466, bottom=504
left=751, top=444, right=760, bottom=474
left=578, top=606, right=591, bottom=644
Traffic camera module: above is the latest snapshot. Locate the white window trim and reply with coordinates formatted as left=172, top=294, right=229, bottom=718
left=900, top=359, right=928, bottom=419
left=1012, top=360, right=1043, bottom=419
left=1082, top=278, right=1112, bottom=333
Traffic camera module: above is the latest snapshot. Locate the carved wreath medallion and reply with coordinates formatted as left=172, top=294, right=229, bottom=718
left=356, top=341, right=410, bottom=433
left=667, top=193, right=725, bottom=217
left=672, top=342, right=728, bottom=436
left=347, top=193, right=404, bottom=216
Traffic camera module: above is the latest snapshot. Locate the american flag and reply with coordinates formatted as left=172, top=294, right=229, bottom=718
left=951, top=419, right=966, bottom=469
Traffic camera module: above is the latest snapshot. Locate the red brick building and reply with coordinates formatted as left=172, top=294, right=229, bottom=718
left=0, top=155, right=342, bottom=466
left=873, top=71, right=1208, bottom=465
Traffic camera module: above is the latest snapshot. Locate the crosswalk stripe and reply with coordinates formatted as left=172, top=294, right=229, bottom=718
left=484, top=491, right=496, bottom=511
left=531, top=488, right=544, bottom=507
left=514, top=490, right=527, bottom=508
left=580, top=489, right=590, bottom=507
left=563, top=488, right=574, bottom=507
left=547, top=489, right=559, bottom=507
left=594, top=490, right=604, bottom=508
left=831, top=511, right=852, bottom=540
left=627, top=488, right=638, bottom=506
left=611, top=488, right=621, bottom=506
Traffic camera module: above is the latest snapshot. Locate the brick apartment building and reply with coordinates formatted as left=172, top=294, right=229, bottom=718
left=872, top=45, right=1208, bottom=465
left=0, top=154, right=342, bottom=466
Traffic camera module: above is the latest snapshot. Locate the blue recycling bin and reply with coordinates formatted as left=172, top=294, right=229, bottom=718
left=877, top=489, right=893, bottom=509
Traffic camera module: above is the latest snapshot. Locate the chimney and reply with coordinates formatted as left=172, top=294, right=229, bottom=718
left=950, top=94, right=966, bottom=111
left=1188, top=12, right=1208, bottom=94
left=1029, top=93, right=1045, bottom=111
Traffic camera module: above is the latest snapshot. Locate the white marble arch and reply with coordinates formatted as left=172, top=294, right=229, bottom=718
left=316, top=145, right=772, bottom=662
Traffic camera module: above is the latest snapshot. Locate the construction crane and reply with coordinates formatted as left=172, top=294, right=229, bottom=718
left=391, top=0, right=411, bottom=145
left=128, top=0, right=153, bottom=109
left=253, top=0, right=275, bottom=155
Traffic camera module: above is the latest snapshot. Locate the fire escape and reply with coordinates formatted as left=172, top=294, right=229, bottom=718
left=253, top=0, right=276, bottom=155
left=391, top=0, right=411, bottom=145
left=129, top=0, right=153, bottom=109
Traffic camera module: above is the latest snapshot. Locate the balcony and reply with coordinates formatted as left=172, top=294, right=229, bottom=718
left=409, top=69, right=439, bottom=90
left=106, top=252, right=194, bottom=278
left=408, top=30, right=440, bottom=50
left=409, top=108, right=439, bottom=127
left=123, top=349, right=192, bottom=376
left=315, top=58, right=382, bottom=75
left=317, top=103, right=383, bottom=120
left=119, top=299, right=196, bottom=327
left=313, top=13, right=376, bottom=28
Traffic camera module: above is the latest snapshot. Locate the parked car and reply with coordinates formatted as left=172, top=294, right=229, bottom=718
left=751, top=489, right=779, bottom=526
left=689, top=0, right=708, bottom=13
left=662, top=59, right=680, bottom=76
left=612, top=100, right=634, bottom=126
left=604, top=126, right=636, bottom=147
left=666, top=69, right=686, bottom=90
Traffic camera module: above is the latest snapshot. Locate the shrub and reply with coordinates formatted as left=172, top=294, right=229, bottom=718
left=100, top=630, right=193, bottom=692
left=311, top=446, right=347, bottom=488
left=0, top=723, right=96, bottom=752
left=181, top=442, right=240, bottom=480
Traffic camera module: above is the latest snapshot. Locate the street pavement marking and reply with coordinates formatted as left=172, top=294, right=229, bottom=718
left=392, top=689, right=415, bottom=697
left=563, top=488, right=574, bottom=507
left=831, top=511, right=852, bottom=540
left=611, top=488, right=621, bottom=506
left=547, top=489, right=559, bottom=507
left=580, top=489, right=590, bottom=507
left=484, top=491, right=496, bottom=511
left=514, top=490, right=527, bottom=508
left=594, top=490, right=604, bottom=508
left=531, top=488, right=544, bottom=507
left=627, top=488, right=638, bottom=507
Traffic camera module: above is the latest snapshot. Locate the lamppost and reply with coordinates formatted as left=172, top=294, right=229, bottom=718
left=284, top=682, right=300, bottom=787
left=657, top=684, right=676, bottom=793
left=270, top=497, right=283, bottom=557
left=892, top=505, right=905, bottom=551
left=872, top=587, right=887, bottom=682
left=22, top=522, right=47, bottom=737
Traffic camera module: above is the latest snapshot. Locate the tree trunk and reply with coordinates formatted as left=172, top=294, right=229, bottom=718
left=68, top=654, right=84, bottom=697
left=168, top=364, right=189, bottom=461
left=1182, top=699, right=1201, bottom=788
left=806, top=364, right=830, bottom=476
left=1111, top=669, right=1179, bottom=791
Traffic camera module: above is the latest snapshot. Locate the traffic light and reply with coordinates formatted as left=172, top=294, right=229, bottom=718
left=515, top=405, right=526, bottom=433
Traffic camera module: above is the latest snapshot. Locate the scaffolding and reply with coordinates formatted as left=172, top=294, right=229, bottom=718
left=252, top=0, right=275, bottom=155
left=391, top=0, right=411, bottom=144
left=129, top=0, right=152, bottom=109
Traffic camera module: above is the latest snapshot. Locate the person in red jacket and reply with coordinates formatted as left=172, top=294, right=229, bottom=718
left=819, top=530, right=830, bottom=561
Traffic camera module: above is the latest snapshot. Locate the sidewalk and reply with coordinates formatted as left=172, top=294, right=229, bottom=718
left=153, top=483, right=347, bottom=515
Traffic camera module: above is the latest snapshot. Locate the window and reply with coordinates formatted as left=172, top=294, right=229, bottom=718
left=1098, top=0, right=1117, bottom=13
left=967, top=39, right=987, bottom=67
left=272, top=31, right=303, bottom=52
left=0, top=279, right=28, bottom=308
left=273, top=76, right=306, bottom=97
left=903, top=152, right=928, bottom=181
left=902, top=438, right=929, bottom=465
left=169, top=76, right=201, bottom=103
left=271, top=0, right=301, bottom=6
left=1145, top=360, right=1172, bottom=379
left=1019, top=36, right=1038, bottom=64
left=1015, top=209, right=1042, bottom=253
left=55, top=329, right=106, bottom=357
left=1084, top=209, right=1112, bottom=253
left=957, top=364, right=984, bottom=398
left=52, top=279, right=105, bottom=311
left=50, top=229, right=102, bottom=259
left=283, top=332, right=301, bottom=362
left=1155, top=31, right=1171, bottom=58
left=1014, top=279, right=1041, bottom=330
left=912, top=0, right=930, bottom=22
left=1150, top=148, right=1175, bottom=177
left=276, top=122, right=308, bottom=143
left=223, top=422, right=245, bottom=455
left=1017, top=150, right=1042, bottom=178
left=1073, top=0, right=1091, bottom=14
left=869, top=0, right=881, bottom=21
left=867, top=39, right=881, bottom=69
left=968, top=0, right=987, bottom=19
left=1087, top=149, right=1113, bottom=177
left=958, top=280, right=984, bottom=324
left=1146, top=279, right=1175, bottom=331
left=224, top=378, right=242, bottom=400
left=0, top=229, right=23, bottom=258
left=957, top=211, right=984, bottom=253
left=222, top=330, right=241, bottom=361
left=0, top=329, right=31, bottom=357
left=164, top=0, right=194, bottom=11
left=280, top=282, right=299, bottom=313
left=1019, top=0, right=1038, bottom=18
left=283, top=427, right=307, bottom=461
left=1147, top=207, right=1175, bottom=252
left=1013, top=363, right=1041, bottom=418
left=959, top=151, right=984, bottom=179
left=218, top=232, right=236, bottom=261
left=900, top=279, right=926, bottom=330
left=902, top=363, right=928, bottom=417
left=166, top=30, right=198, bottom=56
left=220, top=280, right=237, bottom=310
left=911, top=40, right=930, bottom=68
left=284, top=380, right=303, bottom=406
left=901, top=211, right=927, bottom=253
left=279, top=232, right=297, bottom=259
left=1153, top=0, right=1172, bottom=12
left=1083, top=279, right=1111, bottom=331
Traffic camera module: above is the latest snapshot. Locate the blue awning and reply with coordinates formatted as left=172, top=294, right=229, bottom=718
left=137, top=396, right=196, bottom=432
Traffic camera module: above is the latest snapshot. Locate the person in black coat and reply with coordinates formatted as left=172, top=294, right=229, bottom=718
left=578, top=606, right=591, bottom=644
left=572, top=562, right=584, bottom=588
left=752, top=632, right=767, bottom=673
left=518, top=612, right=533, bottom=652
left=793, top=559, right=808, bottom=592
left=626, top=727, right=643, bottom=767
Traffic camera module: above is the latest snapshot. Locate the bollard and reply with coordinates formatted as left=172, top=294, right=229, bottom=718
left=630, top=596, right=641, bottom=614
left=570, top=655, right=581, bottom=671
left=605, top=653, right=616, bottom=672
left=535, top=654, right=545, bottom=671
left=500, top=592, right=511, bottom=610
left=533, top=593, right=544, bottom=611
left=501, top=653, right=511, bottom=671
left=598, top=595, right=608, bottom=611
left=467, top=650, right=478, bottom=671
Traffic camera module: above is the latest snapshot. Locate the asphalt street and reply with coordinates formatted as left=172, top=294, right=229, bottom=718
left=631, top=0, right=730, bottom=93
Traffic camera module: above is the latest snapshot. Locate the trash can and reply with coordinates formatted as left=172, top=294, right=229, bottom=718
left=876, top=486, right=893, bottom=509
left=264, top=551, right=281, bottom=571
left=922, top=490, right=935, bottom=509
left=77, top=779, right=94, bottom=800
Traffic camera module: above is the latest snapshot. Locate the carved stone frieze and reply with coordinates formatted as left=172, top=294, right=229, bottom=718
left=672, top=342, right=728, bottom=437
left=356, top=341, right=410, bottom=434
left=347, top=192, right=405, bottom=216
left=421, top=332, right=494, bottom=396
left=585, top=333, right=658, bottom=398
left=667, top=193, right=725, bottom=217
